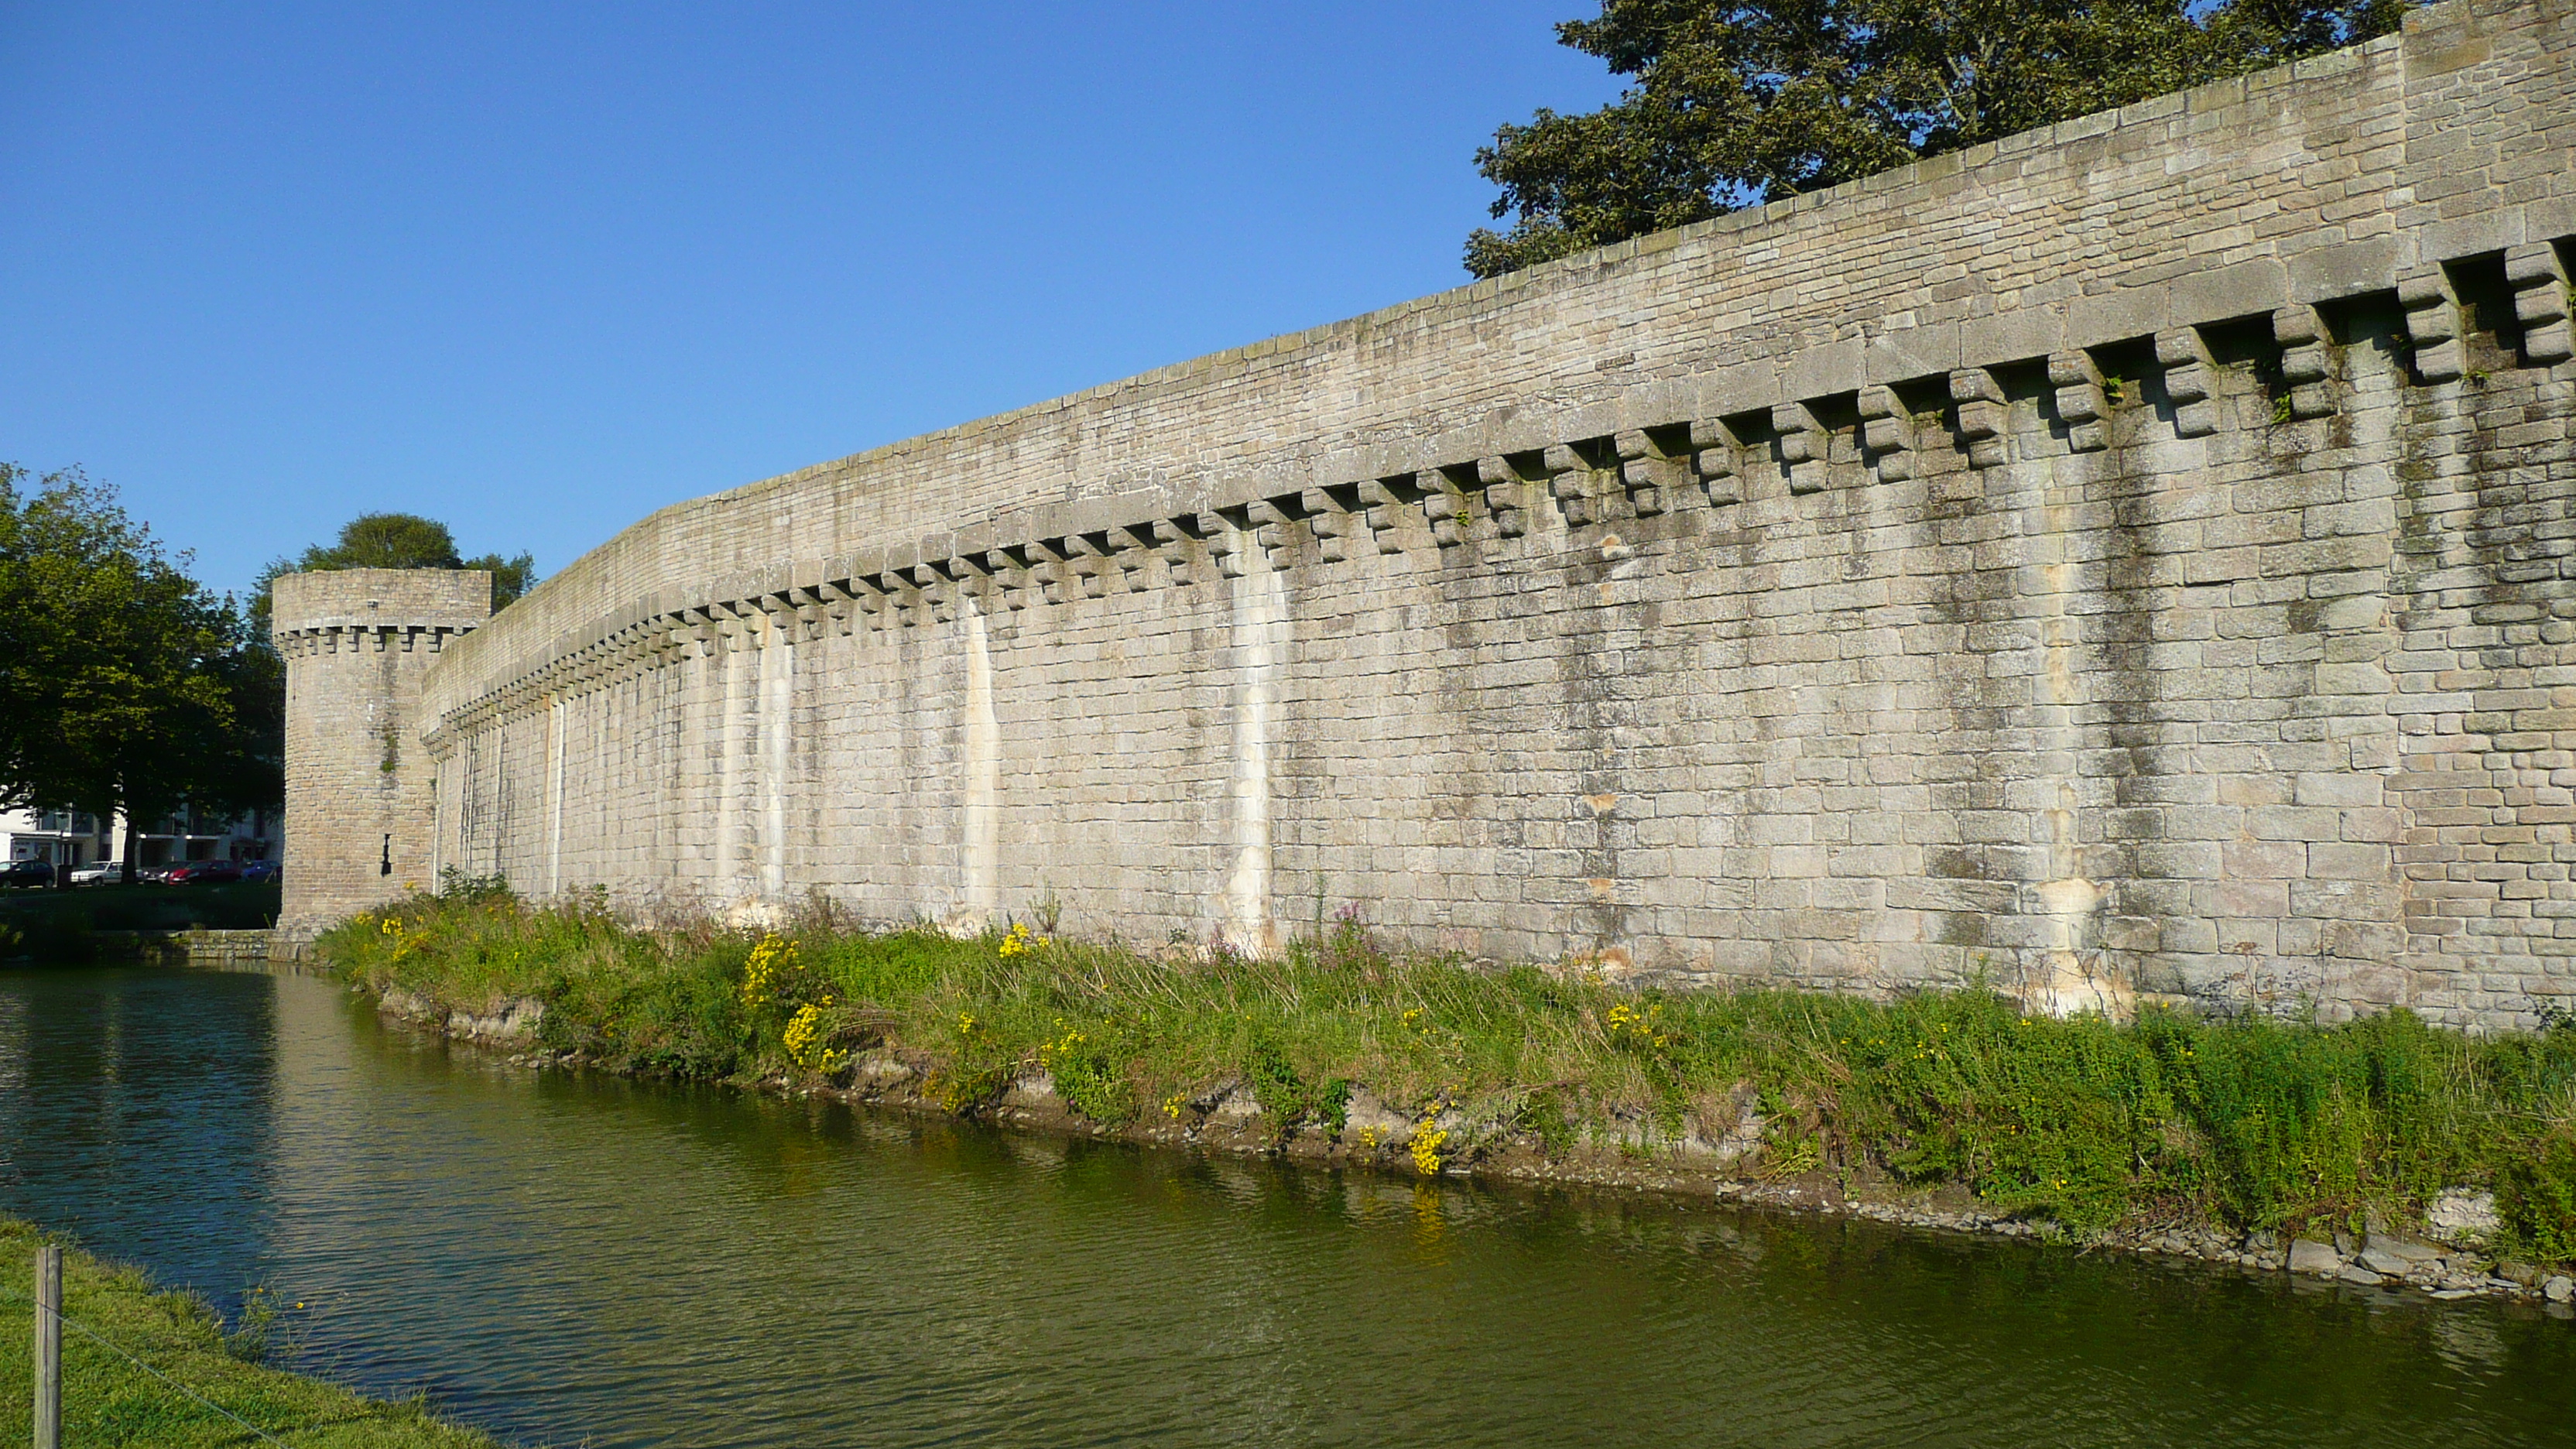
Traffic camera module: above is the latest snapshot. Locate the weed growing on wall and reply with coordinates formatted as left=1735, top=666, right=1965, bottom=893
left=317, top=884, right=2576, bottom=1264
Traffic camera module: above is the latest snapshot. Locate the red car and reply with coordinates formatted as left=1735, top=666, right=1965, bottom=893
left=164, top=862, right=243, bottom=886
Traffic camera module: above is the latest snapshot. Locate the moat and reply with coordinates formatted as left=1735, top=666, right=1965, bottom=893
left=6, top=965, right=2575, bottom=1447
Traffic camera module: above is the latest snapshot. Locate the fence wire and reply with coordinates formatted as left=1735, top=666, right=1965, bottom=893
left=5, top=1279, right=294, bottom=1447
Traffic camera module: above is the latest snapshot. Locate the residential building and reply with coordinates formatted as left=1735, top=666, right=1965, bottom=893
left=2, top=805, right=278, bottom=870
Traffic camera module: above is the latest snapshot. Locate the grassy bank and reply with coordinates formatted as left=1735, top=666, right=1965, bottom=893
left=320, top=879, right=2576, bottom=1264
left=0, top=882, right=280, bottom=959
left=0, top=1216, right=498, bottom=1447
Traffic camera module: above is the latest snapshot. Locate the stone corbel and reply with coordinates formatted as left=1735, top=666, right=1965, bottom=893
left=1197, top=511, right=1245, bottom=578
left=1690, top=420, right=1742, bottom=505
left=854, top=578, right=894, bottom=632
left=1950, top=368, right=2010, bottom=467
left=759, top=594, right=802, bottom=642
left=1018, top=543, right=1064, bottom=605
left=1153, top=520, right=1200, bottom=587
left=2048, top=352, right=2109, bottom=452
left=1612, top=430, right=1687, bottom=516
left=1856, top=387, right=1916, bottom=481
left=2153, top=331, right=2219, bottom=439
left=1105, top=524, right=1156, bottom=590
left=1244, top=500, right=1295, bottom=562
left=1772, top=402, right=1827, bottom=493
left=944, top=555, right=999, bottom=612
left=986, top=550, right=1033, bottom=611
left=1357, top=480, right=1408, bottom=554
left=863, top=576, right=903, bottom=629
left=2273, top=306, right=2336, bottom=419
left=1541, top=444, right=1601, bottom=527
left=1299, top=489, right=1352, bottom=561
left=2506, top=242, right=2573, bottom=365
left=886, top=587, right=918, bottom=630
left=817, top=581, right=857, bottom=635
left=1419, top=471, right=1474, bottom=546
left=1475, top=457, right=1532, bottom=538
left=1064, top=538, right=1112, bottom=600
left=2399, top=265, right=2464, bottom=383
left=889, top=577, right=927, bottom=627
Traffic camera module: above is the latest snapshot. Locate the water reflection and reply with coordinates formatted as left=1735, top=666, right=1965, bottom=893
left=3, top=966, right=2574, bottom=1447
left=0, top=968, right=279, bottom=1302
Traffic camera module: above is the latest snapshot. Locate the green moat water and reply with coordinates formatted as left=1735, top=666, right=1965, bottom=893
left=5, top=965, right=2574, bottom=1447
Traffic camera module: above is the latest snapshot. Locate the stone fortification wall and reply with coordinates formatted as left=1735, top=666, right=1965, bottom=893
left=274, top=567, right=491, bottom=943
left=402, top=0, right=2576, bottom=1028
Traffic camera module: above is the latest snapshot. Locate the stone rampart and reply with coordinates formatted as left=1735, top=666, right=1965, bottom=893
left=383, top=0, right=2574, bottom=1027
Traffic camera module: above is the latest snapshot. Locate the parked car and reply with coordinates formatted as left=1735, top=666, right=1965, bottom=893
left=238, top=859, right=280, bottom=885
left=67, top=860, right=124, bottom=886
left=165, top=862, right=242, bottom=886
left=2, top=860, right=56, bottom=888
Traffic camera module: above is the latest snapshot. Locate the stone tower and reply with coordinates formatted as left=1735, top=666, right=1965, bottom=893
left=272, top=567, right=492, bottom=946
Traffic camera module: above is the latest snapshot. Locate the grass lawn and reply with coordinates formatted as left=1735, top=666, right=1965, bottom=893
left=1, top=1216, right=498, bottom=1447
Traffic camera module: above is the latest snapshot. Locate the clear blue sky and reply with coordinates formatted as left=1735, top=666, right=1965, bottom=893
left=0, top=2, right=1619, bottom=598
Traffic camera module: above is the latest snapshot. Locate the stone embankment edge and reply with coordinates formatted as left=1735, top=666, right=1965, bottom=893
left=72, top=928, right=279, bottom=968
left=365, top=985, right=2576, bottom=1317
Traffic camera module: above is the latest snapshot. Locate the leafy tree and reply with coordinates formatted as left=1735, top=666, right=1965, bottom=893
left=1465, top=0, right=2407, bottom=277
left=248, top=512, right=536, bottom=640
left=0, top=464, right=275, bottom=882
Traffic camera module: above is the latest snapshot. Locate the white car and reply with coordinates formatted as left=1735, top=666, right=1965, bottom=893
left=67, top=860, right=124, bottom=886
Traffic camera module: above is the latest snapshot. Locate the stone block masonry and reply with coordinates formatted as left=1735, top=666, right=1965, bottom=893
left=273, top=567, right=491, bottom=944
left=283, top=0, right=2576, bottom=1027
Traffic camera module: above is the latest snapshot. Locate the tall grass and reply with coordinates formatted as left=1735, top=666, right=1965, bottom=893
left=318, top=878, right=2576, bottom=1260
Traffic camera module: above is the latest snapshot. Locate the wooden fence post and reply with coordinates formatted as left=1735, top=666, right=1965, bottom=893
left=34, top=1243, right=62, bottom=1449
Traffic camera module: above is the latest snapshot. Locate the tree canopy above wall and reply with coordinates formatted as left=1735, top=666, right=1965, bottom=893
left=252, top=512, right=536, bottom=640
left=1465, top=0, right=2409, bottom=278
